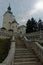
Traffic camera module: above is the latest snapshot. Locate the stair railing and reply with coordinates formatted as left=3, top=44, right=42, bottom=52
left=31, top=41, right=43, bottom=63
left=24, top=36, right=43, bottom=63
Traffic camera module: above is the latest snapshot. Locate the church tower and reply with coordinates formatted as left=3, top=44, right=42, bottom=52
left=3, top=5, right=14, bottom=30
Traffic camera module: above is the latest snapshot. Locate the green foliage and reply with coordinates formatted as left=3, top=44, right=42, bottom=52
left=38, top=19, right=43, bottom=30
left=0, top=39, right=11, bottom=63
left=26, top=18, right=37, bottom=33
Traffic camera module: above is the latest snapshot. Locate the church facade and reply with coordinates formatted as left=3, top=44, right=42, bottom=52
left=2, top=5, right=26, bottom=34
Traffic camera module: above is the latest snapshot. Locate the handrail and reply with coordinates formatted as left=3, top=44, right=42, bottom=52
left=24, top=36, right=43, bottom=63
left=32, top=42, right=43, bottom=63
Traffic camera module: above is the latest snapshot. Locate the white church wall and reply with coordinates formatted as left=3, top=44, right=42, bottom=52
left=3, top=13, right=14, bottom=30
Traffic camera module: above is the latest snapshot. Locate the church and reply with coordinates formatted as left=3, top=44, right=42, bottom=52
left=2, top=5, right=26, bottom=34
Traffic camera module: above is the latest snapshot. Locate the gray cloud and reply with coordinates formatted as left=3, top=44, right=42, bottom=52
left=0, top=0, right=43, bottom=27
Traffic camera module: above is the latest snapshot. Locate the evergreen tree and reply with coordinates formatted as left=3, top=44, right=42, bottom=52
left=38, top=19, right=42, bottom=30
left=26, top=18, right=37, bottom=33
left=26, top=19, right=31, bottom=33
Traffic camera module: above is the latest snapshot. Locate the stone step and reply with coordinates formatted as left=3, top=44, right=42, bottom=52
left=16, top=43, right=24, bottom=44
left=16, top=44, right=24, bottom=46
left=16, top=48, right=33, bottom=52
left=15, top=52, right=33, bottom=54
left=16, top=46, right=25, bottom=48
left=15, top=55, right=36, bottom=59
left=15, top=51, right=33, bottom=54
left=15, top=54, right=36, bottom=57
left=16, top=49, right=32, bottom=51
left=14, top=61, right=41, bottom=65
left=15, top=52, right=34, bottom=56
left=16, top=44, right=25, bottom=45
left=16, top=48, right=28, bottom=50
left=16, top=49, right=33, bottom=52
left=14, top=58, right=38, bottom=62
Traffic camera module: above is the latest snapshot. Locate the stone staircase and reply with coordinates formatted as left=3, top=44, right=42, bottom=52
left=13, top=37, right=42, bottom=65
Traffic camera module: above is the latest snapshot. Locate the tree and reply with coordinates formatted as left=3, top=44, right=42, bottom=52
left=38, top=19, right=42, bottom=31
left=26, top=18, right=37, bottom=33
left=31, top=18, right=37, bottom=31
left=26, top=19, right=31, bottom=33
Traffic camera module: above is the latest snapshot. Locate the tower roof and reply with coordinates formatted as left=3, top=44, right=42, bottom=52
left=4, top=4, right=13, bottom=15
left=7, top=4, right=11, bottom=11
left=12, top=19, right=17, bottom=23
left=12, top=19, right=19, bottom=24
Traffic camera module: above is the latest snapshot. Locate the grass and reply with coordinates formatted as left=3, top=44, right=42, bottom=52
left=0, top=38, right=11, bottom=63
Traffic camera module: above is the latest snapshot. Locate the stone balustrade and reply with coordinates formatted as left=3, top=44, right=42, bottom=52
left=26, top=31, right=43, bottom=39
left=0, top=36, right=15, bottom=65
left=24, top=36, right=43, bottom=63
left=31, top=42, right=43, bottom=63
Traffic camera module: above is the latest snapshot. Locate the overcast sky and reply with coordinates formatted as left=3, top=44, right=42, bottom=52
left=0, top=0, right=43, bottom=27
